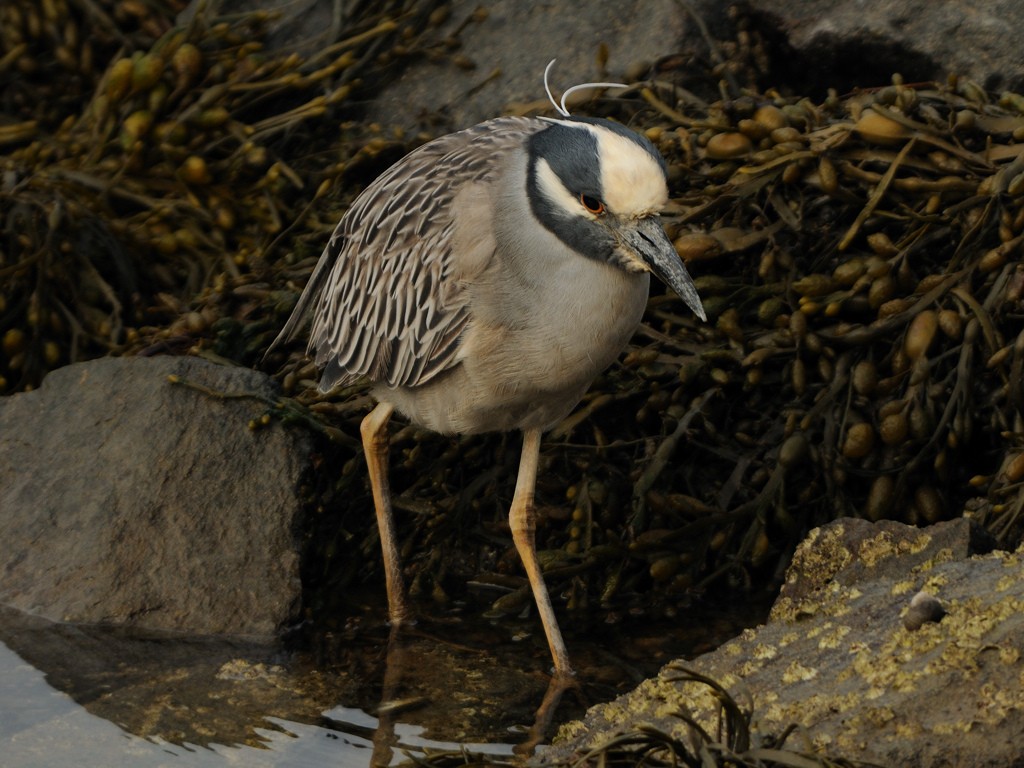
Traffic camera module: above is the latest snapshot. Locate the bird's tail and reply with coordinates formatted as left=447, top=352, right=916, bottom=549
left=261, top=234, right=342, bottom=365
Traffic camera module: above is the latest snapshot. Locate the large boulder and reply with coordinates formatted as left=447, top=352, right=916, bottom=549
left=355, top=0, right=1024, bottom=130
left=176, top=0, right=1024, bottom=130
left=0, top=356, right=311, bottom=636
left=543, top=518, right=1023, bottom=768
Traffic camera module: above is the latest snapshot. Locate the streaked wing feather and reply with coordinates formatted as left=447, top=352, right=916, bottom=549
left=279, top=116, right=546, bottom=391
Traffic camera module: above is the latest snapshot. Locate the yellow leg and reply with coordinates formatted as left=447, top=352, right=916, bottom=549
left=360, top=401, right=411, bottom=625
left=509, top=427, right=573, bottom=678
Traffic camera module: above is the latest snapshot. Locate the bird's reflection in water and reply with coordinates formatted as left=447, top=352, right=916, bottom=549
left=303, top=582, right=774, bottom=765
left=365, top=622, right=579, bottom=766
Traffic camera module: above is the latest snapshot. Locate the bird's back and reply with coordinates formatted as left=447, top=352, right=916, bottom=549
left=272, top=116, right=548, bottom=393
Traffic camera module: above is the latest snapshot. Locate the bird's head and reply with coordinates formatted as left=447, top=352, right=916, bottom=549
left=526, top=116, right=706, bottom=322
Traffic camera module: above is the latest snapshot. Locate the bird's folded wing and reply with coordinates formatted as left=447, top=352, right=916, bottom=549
left=274, top=116, right=544, bottom=392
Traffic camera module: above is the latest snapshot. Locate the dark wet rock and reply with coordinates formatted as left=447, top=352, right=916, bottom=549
left=542, top=518, right=1024, bottom=768
left=0, top=356, right=309, bottom=636
left=746, top=0, right=1024, bottom=95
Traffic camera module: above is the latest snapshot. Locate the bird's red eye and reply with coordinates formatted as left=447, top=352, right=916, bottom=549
left=580, top=194, right=605, bottom=215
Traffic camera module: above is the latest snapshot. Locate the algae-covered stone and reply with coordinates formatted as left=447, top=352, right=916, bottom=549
left=540, top=519, right=1022, bottom=768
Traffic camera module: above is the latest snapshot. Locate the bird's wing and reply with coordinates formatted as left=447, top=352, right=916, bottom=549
left=271, top=116, right=546, bottom=391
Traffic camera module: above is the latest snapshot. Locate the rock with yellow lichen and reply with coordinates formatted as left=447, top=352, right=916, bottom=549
left=540, top=518, right=1023, bottom=768
left=772, top=517, right=996, bottom=622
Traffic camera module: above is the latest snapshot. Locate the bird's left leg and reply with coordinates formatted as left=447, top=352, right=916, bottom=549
left=509, top=427, right=573, bottom=678
left=360, top=401, right=412, bottom=624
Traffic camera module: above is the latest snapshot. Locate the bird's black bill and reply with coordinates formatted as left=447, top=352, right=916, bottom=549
left=624, top=217, right=707, bottom=322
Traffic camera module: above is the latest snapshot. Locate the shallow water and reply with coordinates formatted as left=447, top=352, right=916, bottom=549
left=0, top=590, right=772, bottom=767
left=0, top=639, right=515, bottom=767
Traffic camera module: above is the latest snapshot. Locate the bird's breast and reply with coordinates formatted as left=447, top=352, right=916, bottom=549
left=519, top=262, right=650, bottom=384
left=378, top=258, right=649, bottom=435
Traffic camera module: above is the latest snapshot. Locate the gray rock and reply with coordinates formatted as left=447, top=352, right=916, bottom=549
left=362, top=0, right=693, bottom=131
left=0, top=356, right=310, bottom=636
left=543, top=518, right=1024, bottom=768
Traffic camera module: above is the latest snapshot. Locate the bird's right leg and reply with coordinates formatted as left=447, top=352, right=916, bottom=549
left=509, top=427, right=573, bottom=678
left=360, top=401, right=412, bottom=624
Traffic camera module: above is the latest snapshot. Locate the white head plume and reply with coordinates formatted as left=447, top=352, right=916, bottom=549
left=543, top=59, right=628, bottom=117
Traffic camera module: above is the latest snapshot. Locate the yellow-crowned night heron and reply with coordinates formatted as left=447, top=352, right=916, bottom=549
left=270, top=80, right=705, bottom=678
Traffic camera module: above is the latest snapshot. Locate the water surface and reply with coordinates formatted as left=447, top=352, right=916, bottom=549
left=0, top=590, right=771, bottom=767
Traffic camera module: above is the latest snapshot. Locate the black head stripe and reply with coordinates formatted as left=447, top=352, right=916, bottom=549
left=527, top=122, right=615, bottom=261
left=528, top=120, right=603, bottom=200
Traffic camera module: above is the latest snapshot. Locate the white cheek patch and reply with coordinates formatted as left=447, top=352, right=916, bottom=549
left=535, top=157, right=596, bottom=219
left=592, top=129, right=668, bottom=216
